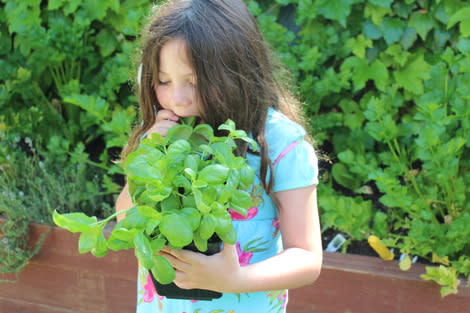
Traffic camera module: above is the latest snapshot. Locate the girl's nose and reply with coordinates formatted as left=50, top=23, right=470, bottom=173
left=171, top=86, right=190, bottom=106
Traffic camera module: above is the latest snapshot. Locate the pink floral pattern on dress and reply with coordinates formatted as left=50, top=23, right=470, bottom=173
left=272, top=217, right=280, bottom=238
left=236, top=242, right=253, bottom=266
left=229, top=207, right=258, bottom=220
left=143, top=272, right=163, bottom=303
left=278, top=291, right=287, bottom=308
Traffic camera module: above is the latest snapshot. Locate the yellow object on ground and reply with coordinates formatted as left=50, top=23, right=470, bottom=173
left=368, top=235, right=394, bottom=261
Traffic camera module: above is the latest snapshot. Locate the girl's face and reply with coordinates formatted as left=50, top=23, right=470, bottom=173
left=154, top=38, right=201, bottom=118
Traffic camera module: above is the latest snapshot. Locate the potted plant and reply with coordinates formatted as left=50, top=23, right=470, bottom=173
left=53, top=118, right=260, bottom=300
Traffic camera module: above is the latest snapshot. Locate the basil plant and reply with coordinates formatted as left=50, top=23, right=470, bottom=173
left=53, top=118, right=260, bottom=284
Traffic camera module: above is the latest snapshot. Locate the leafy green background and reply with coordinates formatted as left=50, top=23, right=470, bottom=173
left=1, top=0, right=469, bottom=296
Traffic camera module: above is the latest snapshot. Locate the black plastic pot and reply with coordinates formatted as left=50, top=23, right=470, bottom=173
left=149, top=237, right=223, bottom=300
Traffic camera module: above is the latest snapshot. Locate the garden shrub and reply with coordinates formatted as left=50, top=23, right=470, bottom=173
left=0, top=0, right=152, bottom=277
left=248, top=0, right=470, bottom=296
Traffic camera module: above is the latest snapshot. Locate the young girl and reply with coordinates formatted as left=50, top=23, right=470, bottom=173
left=116, top=0, right=322, bottom=312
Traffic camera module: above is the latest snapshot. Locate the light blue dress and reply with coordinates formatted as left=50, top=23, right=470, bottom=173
left=136, top=108, right=319, bottom=313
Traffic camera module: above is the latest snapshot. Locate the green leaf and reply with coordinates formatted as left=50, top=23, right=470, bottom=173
left=63, top=94, right=108, bottom=122
left=53, top=210, right=96, bottom=233
left=193, top=189, right=212, bottom=214
left=134, top=232, right=155, bottom=269
left=394, top=54, right=430, bottom=95
left=193, top=231, right=208, bottom=252
left=160, top=214, right=193, bottom=248
left=400, top=27, right=418, bottom=50
left=364, top=3, right=392, bottom=25
left=456, top=38, right=470, bottom=54
left=150, top=238, right=166, bottom=252
left=166, top=124, right=193, bottom=143
left=346, top=34, right=373, bottom=59
left=167, top=140, right=191, bottom=157
left=217, top=225, right=237, bottom=244
left=48, top=0, right=66, bottom=10
left=369, top=59, right=389, bottom=91
left=96, top=28, right=118, bottom=57
left=78, top=227, right=100, bottom=254
left=316, top=0, right=354, bottom=26
left=107, top=227, right=136, bottom=251
left=239, top=165, right=255, bottom=190
left=332, top=162, right=361, bottom=190
left=380, top=17, right=406, bottom=45
left=409, top=11, right=435, bottom=40
left=92, top=233, right=108, bottom=257
left=213, top=210, right=233, bottom=234
left=193, top=124, right=214, bottom=141
left=198, top=164, right=230, bottom=185
left=184, top=154, right=199, bottom=172
left=368, top=0, right=393, bottom=9
left=448, top=7, right=470, bottom=33
left=137, top=205, right=161, bottom=219
left=218, top=119, right=236, bottom=132
left=181, top=207, right=201, bottom=231
left=230, top=190, right=253, bottom=215
left=199, top=214, right=216, bottom=240
left=151, top=255, right=175, bottom=284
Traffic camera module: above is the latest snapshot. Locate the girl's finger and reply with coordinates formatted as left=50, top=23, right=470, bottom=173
left=156, top=109, right=179, bottom=122
left=158, top=251, right=189, bottom=271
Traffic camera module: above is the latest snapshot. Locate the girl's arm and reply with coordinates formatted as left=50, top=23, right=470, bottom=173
left=115, top=183, right=132, bottom=223
left=233, top=184, right=322, bottom=291
left=160, top=184, right=322, bottom=293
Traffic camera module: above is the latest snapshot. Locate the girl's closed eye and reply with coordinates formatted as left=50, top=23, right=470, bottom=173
left=158, top=80, right=170, bottom=86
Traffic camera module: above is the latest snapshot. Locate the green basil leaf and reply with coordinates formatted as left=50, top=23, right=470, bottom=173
left=184, top=154, right=199, bottom=172
left=181, top=207, right=201, bottom=231
left=218, top=119, right=236, bottom=132
left=213, top=210, right=233, bottom=234
left=231, top=190, right=253, bottom=210
left=173, top=175, right=192, bottom=191
left=124, top=153, right=162, bottom=182
left=202, top=186, right=218, bottom=203
left=198, top=164, right=230, bottom=185
left=151, top=255, right=175, bottom=284
left=78, top=227, right=100, bottom=254
left=145, top=219, right=161, bottom=235
left=211, top=142, right=234, bottom=164
left=53, top=210, right=96, bottom=233
left=218, top=169, right=240, bottom=203
left=150, top=238, right=167, bottom=252
left=168, top=139, right=191, bottom=156
left=239, top=165, right=255, bottom=189
left=138, top=205, right=161, bottom=219
left=160, top=214, right=193, bottom=248
left=91, top=233, right=108, bottom=258
left=182, top=194, right=196, bottom=208
left=134, top=232, right=155, bottom=269
left=146, top=186, right=172, bottom=202
left=161, top=194, right=180, bottom=212
left=193, top=230, right=208, bottom=252
left=217, top=225, right=237, bottom=244
left=166, top=124, right=193, bottom=143
left=107, top=228, right=135, bottom=251
left=120, top=207, right=148, bottom=230
left=199, top=214, right=216, bottom=240
left=193, top=124, right=214, bottom=141
left=193, top=189, right=211, bottom=214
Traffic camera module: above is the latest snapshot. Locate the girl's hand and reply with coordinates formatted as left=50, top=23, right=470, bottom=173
left=147, top=109, right=179, bottom=138
left=158, top=244, right=242, bottom=293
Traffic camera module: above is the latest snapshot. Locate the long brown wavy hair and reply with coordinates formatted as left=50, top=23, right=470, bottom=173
left=122, top=0, right=308, bottom=208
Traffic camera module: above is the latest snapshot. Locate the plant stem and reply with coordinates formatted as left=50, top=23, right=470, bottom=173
left=97, top=208, right=132, bottom=226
